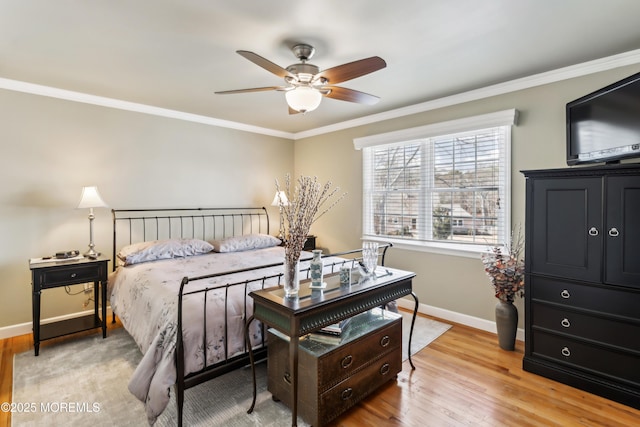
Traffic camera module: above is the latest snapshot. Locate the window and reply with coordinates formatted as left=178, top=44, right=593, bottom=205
left=354, top=109, right=517, bottom=256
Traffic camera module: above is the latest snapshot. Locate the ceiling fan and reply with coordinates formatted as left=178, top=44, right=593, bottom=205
left=215, top=44, right=386, bottom=114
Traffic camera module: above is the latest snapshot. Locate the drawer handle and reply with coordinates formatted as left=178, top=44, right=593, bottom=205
left=561, top=347, right=571, bottom=357
left=608, top=227, right=620, bottom=237
left=561, top=318, right=571, bottom=328
left=380, top=335, right=390, bottom=348
left=341, top=355, right=353, bottom=369
left=341, top=387, right=353, bottom=401
left=380, top=363, right=390, bottom=375
left=283, top=372, right=291, bottom=385
left=560, top=289, right=570, bottom=299
left=70, top=273, right=77, bottom=278
left=588, top=227, right=599, bottom=236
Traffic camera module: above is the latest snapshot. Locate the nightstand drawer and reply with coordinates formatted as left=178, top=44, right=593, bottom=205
left=38, top=264, right=103, bottom=288
left=317, top=320, right=401, bottom=388
left=319, top=350, right=401, bottom=425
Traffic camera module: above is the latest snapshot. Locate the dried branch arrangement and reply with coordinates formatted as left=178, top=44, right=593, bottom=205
left=481, top=226, right=525, bottom=303
left=275, top=174, right=346, bottom=267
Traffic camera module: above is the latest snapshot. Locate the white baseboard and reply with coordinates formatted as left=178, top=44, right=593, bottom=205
left=0, top=307, right=114, bottom=340
left=397, top=298, right=525, bottom=342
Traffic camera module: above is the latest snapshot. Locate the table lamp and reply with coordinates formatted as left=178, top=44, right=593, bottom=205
left=271, top=190, right=289, bottom=240
left=77, top=186, right=108, bottom=258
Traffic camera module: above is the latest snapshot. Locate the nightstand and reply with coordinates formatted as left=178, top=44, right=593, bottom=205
left=303, top=235, right=316, bottom=251
left=29, top=256, right=109, bottom=356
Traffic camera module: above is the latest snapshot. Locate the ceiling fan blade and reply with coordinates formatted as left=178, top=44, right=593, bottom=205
left=236, top=50, right=295, bottom=79
left=215, top=86, right=286, bottom=95
left=322, top=86, right=380, bottom=105
left=315, top=56, right=386, bottom=84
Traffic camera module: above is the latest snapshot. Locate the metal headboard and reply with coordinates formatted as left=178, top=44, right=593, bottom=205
left=112, top=207, right=269, bottom=271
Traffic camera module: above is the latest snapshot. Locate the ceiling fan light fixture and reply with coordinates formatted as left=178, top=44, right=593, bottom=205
left=285, top=86, right=322, bottom=113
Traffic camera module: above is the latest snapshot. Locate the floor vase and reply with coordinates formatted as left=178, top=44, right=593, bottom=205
left=495, top=300, right=518, bottom=351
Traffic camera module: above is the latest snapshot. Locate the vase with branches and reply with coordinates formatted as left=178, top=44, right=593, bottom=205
left=481, top=226, right=525, bottom=350
left=274, top=174, right=345, bottom=297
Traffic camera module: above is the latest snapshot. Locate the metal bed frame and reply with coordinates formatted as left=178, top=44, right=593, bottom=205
left=111, top=207, right=392, bottom=426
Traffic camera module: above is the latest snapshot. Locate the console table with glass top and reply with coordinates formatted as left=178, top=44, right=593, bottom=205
left=245, top=267, right=418, bottom=427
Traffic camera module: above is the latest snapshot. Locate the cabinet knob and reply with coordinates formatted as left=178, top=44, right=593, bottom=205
left=561, top=318, right=571, bottom=328
left=380, top=335, right=390, bottom=347
left=341, top=387, right=353, bottom=401
left=380, top=363, right=391, bottom=375
left=70, top=273, right=77, bottom=278
left=341, top=355, right=353, bottom=369
left=608, top=227, right=620, bottom=237
left=560, top=289, right=571, bottom=299
left=561, top=347, right=571, bottom=357
left=588, top=227, right=599, bottom=236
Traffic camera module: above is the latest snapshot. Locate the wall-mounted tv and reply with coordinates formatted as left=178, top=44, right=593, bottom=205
left=566, top=70, right=640, bottom=165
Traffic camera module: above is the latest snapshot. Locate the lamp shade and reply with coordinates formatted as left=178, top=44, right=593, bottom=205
left=285, top=87, right=322, bottom=113
left=77, top=186, right=108, bottom=209
left=271, top=190, right=289, bottom=207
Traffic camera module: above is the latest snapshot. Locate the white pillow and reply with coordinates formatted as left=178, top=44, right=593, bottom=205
left=117, top=238, right=214, bottom=266
left=211, top=234, right=281, bottom=253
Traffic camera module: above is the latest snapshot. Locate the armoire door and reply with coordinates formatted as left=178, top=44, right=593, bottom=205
left=529, top=177, right=602, bottom=282
left=605, top=175, right=640, bottom=288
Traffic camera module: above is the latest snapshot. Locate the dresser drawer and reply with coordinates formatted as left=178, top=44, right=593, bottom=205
left=530, top=276, right=640, bottom=320
left=319, top=348, right=401, bottom=425
left=531, top=303, right=640, bottom=352
left=531, top=330, right=640, bottom=387
left=317, top=319, right=401, bottom=388
left=36, top=264, right=103, bottom=288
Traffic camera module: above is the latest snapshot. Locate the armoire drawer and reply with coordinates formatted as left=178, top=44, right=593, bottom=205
left=530, top=276, right=640, bottom=320
left=531, top=303, right=640, bottom=352
left=531, top=330, right=640, bottom=387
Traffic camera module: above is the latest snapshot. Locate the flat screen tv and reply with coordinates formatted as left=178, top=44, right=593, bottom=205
left=566, top=70, right=640, bottom=165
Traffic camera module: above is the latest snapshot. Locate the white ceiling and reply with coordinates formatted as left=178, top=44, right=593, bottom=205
left=2, top=1, right=640, bottom=136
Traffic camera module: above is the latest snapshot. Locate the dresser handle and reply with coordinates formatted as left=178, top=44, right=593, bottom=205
left=561, top=318, right=571, bottom=328
left=70, top=273, right=77, bottom=278
left=588, top=227, right=599, bottom=236
left=560, top=289, right=570, bottom=299
left=380, top=335, right=390, bottom=347
left=380, top=363, right=390, bottom=375
left=608, top=227, right=620, bottom=237
left=561, top=347, right=571, bottom=357
left=341, top=387, right=353, bottom=401
left=283, top=372, right=291, bottom=385
left=341, top=355, right=353, bottom=369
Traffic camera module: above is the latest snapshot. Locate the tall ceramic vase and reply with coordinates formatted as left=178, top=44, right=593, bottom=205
left=495, top=301, right=518, bottom=351
left=310, top=249, right=324, bottom=287
left=283, top=257, right=300, bottom=297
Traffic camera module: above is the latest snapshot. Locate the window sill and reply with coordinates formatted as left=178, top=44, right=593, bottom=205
left=363, top=236, right=491, bottom=259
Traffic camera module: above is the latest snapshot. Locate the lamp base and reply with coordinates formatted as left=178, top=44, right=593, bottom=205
left=84, top=249, right=100, bottom=259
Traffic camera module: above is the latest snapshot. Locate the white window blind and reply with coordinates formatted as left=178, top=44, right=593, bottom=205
left=358, top=109, right=517, bottom=253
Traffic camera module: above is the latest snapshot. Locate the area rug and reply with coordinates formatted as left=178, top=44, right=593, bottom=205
left=12, top=312, right=450, bottom=426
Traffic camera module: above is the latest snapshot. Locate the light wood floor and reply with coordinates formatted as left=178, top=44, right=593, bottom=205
left=1, top=315, right=639, bottom=427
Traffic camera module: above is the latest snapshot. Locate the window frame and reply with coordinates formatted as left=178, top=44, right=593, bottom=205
left=354, top=109, right=518, bottom=258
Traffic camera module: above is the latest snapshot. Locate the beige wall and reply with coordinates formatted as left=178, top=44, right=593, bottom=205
left=1, top=63, right=639, bottom=332
left=294, top=64, right=640, bottom=326
left=0, top=89, right=293, bottom=328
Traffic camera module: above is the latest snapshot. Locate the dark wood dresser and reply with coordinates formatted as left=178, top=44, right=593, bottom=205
left=267, top=309, right=402, bottom=426
left=522, top=164, right=640, bottom=409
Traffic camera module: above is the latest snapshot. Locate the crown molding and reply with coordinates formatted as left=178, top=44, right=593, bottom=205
left=293, top=49, right=640, bottom=140
left=1, top=49, right=639, bottom=141
left=0, top=77, right=295, bottom=140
